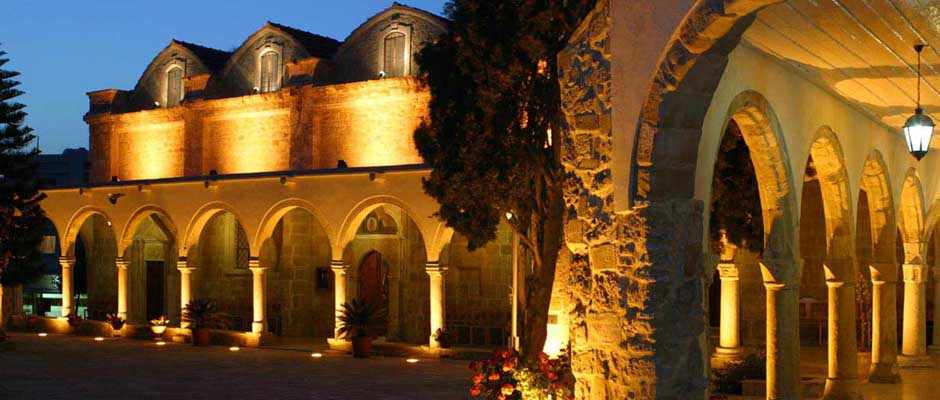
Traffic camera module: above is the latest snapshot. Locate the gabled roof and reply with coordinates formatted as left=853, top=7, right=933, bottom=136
left=170, top=40, right=231, bottom=73
left=388, top=2, right=449, bottom=26
left=339, top=2, right=449, bottom=47
left=266, top=22, right=342, bottom=59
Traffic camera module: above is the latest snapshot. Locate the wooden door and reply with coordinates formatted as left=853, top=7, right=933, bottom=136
left=145, top=261, right=165, bottom=321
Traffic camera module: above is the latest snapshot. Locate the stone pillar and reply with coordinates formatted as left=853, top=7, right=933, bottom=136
left=427, top=262, right=447, bottom=348
left=177, top=258, right=194, bottom=328
left=714, top=262, right=743, bottom=359
left=331, top=260, right=348, bottom=339
left=248, top=258, right=267, bottom=334
left=116, top=257, right=129, bottom=321
left=869, top=263, right=900, bottom=383
left=59, top=257, right=75, bottom=318
left=823, top=277, right=861, bottom=399
left=899, top=263, right=931, bottom=366
left=765, top=281, right=801, bottom=400
left=510, top=231, right=520, bottom=350
left=930, top=267, right=940, bottom=355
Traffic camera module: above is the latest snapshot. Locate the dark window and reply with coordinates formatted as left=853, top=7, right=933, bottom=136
left=384, top=32, right=406, bottom=78
left=166, top=67, right=183, bottom=107
left=260, top=51, right=281, bottom=93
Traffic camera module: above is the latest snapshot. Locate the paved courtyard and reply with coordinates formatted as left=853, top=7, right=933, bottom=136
left=0, top=333, right=470, bottom=399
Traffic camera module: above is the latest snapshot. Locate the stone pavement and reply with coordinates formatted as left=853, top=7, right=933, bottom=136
left=0, top=333, right=470, bottom=399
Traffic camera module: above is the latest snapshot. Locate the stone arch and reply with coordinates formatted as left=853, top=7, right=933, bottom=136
left=337, top=195, right=429, bottom=259
left=62, top=206, right=115, bottom=258
left=858, top=151, right=897, bottom=265
left=805, top=126, right=856, bottom=280
left=899, top=169, right=926, bottom=263
left=181, top=201, right=248, bottom=255
left=715, top=91, right=800, bottom=268
left=254, top=198, right=335, bottom=254
left=119, top=205, right=178, bottom=256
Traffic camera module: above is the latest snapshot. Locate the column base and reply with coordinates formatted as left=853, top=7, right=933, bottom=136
left=867, top=362, right=901, bottom=384
left=251, top=321, right=264, bottom=334
left=711, top=346, right=744, bottom=368
left=327, top=337, right=351, bottom=352
left=822, top=377, right=862, bottom=400
left=897, top=354, right=933, bottom=368
left=929, top=345, right=940, bottom=355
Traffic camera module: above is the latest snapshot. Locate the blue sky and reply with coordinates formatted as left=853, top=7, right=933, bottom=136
left=1, top=0, right=448, bottom=154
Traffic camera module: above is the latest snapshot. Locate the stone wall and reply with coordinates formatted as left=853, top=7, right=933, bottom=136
left=442, top=223, right=513, bottom=347
left=267, top=209, right=333, bottom=338
left=194, top=212, right=252, bottom=331
left=87, top=77, right=426, bottom=182
left=76, top=216, right=117, bottom=320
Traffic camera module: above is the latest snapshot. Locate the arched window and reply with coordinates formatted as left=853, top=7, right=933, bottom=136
left=383, top=32, right=406, bottom=78
left=165, top=66, right=184, bottom=107
left=259, top=50, right=281, bottom=93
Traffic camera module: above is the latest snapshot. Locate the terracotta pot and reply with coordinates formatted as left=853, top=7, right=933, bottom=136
left=193, top=329, right=211, bottom=346
left=151, top=325, right=167, bottom=335
left=352, top=336, right=373, bottom=358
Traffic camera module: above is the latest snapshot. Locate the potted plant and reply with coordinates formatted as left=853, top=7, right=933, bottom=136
left=183, top=299, right=229, bottom=346
left=106, top=313, right=125, bottom=331
left=150, top=316, right=169, bottom=335
left=337, top=299, right=387, bottom=358
left=434, top=328, right=454, bottom=349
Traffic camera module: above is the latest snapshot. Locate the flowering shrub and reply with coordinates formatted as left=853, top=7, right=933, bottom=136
left=468, top=349, right=574, bottom=400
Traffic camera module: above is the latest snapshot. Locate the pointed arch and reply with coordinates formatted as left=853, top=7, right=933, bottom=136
left=61, top=206, right=115, bottom=258
left=899, top=169, right=926, bottom=263
left=119, top=204, right=178, bottom=256
left=806, top=126, right=856, bottom=279
left=253, top=197, right=335, bottom=253
left=337, top=195, right=429, bottom=259
left=857, top=150, right=896, bottom=266
left=181, top=201, right=248, bottom=255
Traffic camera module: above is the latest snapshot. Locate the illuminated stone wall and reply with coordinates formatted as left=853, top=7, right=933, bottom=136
left=77, top=216, right=117, bottom=320
left=87, top=77, right=426, bottom=182
left=194, top=213, right=252, bottom=331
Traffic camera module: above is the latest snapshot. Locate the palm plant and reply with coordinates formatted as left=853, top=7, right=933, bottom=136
left=182, top=299, right=229, bottom=331
left=337, top=299, right=387, bottom=339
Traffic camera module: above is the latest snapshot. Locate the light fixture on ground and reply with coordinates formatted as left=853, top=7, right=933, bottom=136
left=37, top=332, right=48, bottom=337
left=904, top=44, right=935, bottom=161
left=156, top=341, right=166, bottom=346
left=229, top=346, right=240, bottom=352
left=311, top=352, right=323, bottom=358
left=406, top=358, right=419, bottom=363
left=94, top=337, right=104, bottom=342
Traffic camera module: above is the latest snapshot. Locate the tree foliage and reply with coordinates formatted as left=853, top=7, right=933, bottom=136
left=0, top=46, right=45, bottom=287
left=413, top=0, right=595, bottom=363
left=709, top=121, right=763, bottom=255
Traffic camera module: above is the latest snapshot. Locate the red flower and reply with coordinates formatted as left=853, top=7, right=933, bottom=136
left=472, top=373, right=484, bottom=384
left=488, top=372, right=501, bottom=381
left=469, top=384, right=482, bottom=397
left=500, top=383, right=515, bottom=395
left=502, top=359, right=516, bottom=372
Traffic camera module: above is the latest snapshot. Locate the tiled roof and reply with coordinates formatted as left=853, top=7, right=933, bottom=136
left=267, top=22, right=342, bottom=58
left=171, top=40, right=231, bottom=73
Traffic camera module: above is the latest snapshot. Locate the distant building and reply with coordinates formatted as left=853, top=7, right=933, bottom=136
left=37, top=148, right=90, bottom=188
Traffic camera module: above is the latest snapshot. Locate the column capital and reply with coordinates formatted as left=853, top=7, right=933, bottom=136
left=115, top=257, right=129, bottom=269
left=902, top=263, right=928, bottom=283
left=249, top=266, right=269, bottom=274
left=331, top=260, right=348, bottom=274
left=716, top=262, right=739, bottom=280
left=758, top=257, right=802, bottom=287
left=58, top=256, right=76, bottom=267
left=247, top=256, right=261, bottom=269
left=425, top=261, right=448, bottom=275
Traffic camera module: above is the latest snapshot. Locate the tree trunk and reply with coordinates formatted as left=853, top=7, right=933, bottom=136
left=519, top=183, right=565, bottom=365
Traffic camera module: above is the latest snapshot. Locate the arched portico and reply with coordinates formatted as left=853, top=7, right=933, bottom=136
left=898, top=170, right=931, bottom=367
left=60, top=207, right=118, bottom=321
left=800, top=126, right=861, bottom=398
left=856, top=151, right=901, bottom=382
left=118, top=205, right=179, bottom=326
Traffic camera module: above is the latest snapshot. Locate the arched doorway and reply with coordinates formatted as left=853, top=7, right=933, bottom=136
left=191, top=211, right=252, bottom=332
left=123, top=211, right=177, bottom=326
left=71, top=214, right=117, bottom=321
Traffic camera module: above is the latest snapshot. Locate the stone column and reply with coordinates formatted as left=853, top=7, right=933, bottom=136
left=899, top=263, right=931, bottom=366
left=177, top=258, right=194, bottom=328
left=823, top=277, right=861, bottom=399
left=869, top=263, right=900, bottom=382
left=248, top=258, right=267, bottom=334
left=764, top=281, right=801, bottom=400
left=930, top=267, right=940, bottom=355
left=59, top=257, right=75, bottom=318
left=116, top=257, right=129, bottom=321
left=427, top=262, right=447, bottom=348
left=510, top=231, right=520, bottom=350
left=331, top=260, right=348, bottom=339
left=714, top=262, right=743, bottom=359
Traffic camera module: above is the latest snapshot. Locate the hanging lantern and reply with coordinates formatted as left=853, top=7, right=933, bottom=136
left=904, top=44, right=935, bottom=161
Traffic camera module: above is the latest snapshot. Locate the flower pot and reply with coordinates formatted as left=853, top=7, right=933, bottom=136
left=151, top=325, right=167, bottom=335
left=193, top=329, right=211, bottom=346
left=352, top=336, right=373, bottom=358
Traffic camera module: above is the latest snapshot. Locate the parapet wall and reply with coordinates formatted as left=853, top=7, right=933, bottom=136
left=86, top=77, right=427, bottom=183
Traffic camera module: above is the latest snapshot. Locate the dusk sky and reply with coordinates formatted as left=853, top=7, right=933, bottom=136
left=1, top=0, right=448, bottom=154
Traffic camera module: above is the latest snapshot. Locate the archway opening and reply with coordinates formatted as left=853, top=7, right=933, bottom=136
left=124, top=213, right=177, bottom=325
left=441, top=221, right=514, bottom=348
left=73, top=214, right=117, bottom=321
left=855, top=189, right=874, bottom=351
left=21, top=218, right=62, bottom=318
left=192, top=211, right=251, bottom=331
left=343, top=205, right=427, bottom=344
left=798, top=155, right=828, bottom=348
left=259, top=208, right=333, bottom=338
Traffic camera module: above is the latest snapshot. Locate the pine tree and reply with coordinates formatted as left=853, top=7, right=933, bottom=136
left=0, top=45, right=46, bottom=288
left=413, top=0, right=595, bottom=363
